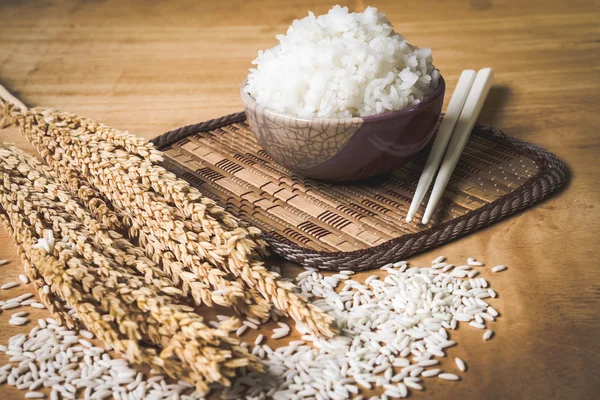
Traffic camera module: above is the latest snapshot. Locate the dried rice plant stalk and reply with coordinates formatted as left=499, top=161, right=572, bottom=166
left=3, top=233, right=75, bottom=327
left=59, top=166, right=125, bottom=231
left=0, top=88, right=335, bottom=336
left=0, top=145, right=261, bottom=392
left=1, top=100, right=265, bottom=315
left=58, top=166, right=246, bottom=310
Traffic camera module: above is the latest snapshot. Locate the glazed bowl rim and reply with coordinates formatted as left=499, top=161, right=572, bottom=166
left=240, top=74, right=445, bottom=124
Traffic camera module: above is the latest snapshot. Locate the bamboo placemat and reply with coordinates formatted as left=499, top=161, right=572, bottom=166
left=151, top=112, right=567, bottom=271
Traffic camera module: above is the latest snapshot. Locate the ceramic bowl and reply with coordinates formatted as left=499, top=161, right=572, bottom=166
left=241, top=76, right=445, bottom=181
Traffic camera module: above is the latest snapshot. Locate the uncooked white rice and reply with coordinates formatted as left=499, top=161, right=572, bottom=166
left=483, top=330, right=494, bottom=341
left=492, top=265, right=507, bottom=273
left=246, top=6, right=439, bottom=118
left=224, top=255, right=504, bottom=399
left=236, top=325, right=248, bottom=337
left=432, top=256, right=445, bottom=264
left=0, top=318, right=206, bottom=399
left=11, top=311, right=28, bottom=318
left=455, top=357, right=466, bottom=372
left=2, top=253, right=505, bottom=399
left=1, top=282, right=19, bottom=290
left=80, top=330, right=95, bottom=340
left=438, top=373, right=460, bottom=381
left=422, top=369, right=440, bottom=377
left=8, top=317, right=28, bottom=326
left=467, top=258, right=484, bottom=267
left=487, top=306, right=499, bottom=317
left=243, top=320, right=259, bottom=330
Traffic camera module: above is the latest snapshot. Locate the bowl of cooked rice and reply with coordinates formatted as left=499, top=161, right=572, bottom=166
left=241, top=6, right=445, bottom=181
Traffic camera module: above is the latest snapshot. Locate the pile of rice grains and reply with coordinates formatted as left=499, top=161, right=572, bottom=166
left=0, top=92, right=506, bottom=399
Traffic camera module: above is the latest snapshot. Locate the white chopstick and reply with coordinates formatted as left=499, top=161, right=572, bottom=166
left=421, top=67, right=494, bottom=224
left=406, top=69, right=476, bottom=223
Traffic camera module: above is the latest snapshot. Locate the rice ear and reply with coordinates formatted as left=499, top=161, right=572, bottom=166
left=0, top=88, right=334, bottom=337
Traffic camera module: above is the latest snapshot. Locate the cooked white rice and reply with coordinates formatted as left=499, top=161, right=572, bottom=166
left=246, top=5, right=439, bottom=118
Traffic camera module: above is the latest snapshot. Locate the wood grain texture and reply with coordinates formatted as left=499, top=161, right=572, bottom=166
left=0, top=0, right=598, bottom=399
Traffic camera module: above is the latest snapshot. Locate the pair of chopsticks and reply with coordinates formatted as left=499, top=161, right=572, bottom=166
left=406, top=68, right=494, bottom=225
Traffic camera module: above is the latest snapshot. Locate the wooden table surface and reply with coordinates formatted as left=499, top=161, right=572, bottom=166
left=0, top=0, right=598, bottom=399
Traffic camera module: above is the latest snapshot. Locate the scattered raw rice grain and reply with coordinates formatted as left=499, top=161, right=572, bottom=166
left=483, top=330, right=494, bottom=341
left=438, top=373, right=460, bottom=381
left=468, top=270, right=479, bottom=278
left=277, top=322, right=290, bottom=332
left=235, top=325, right=248, bottom=337
left=14, top=293, right=34, bottom=302
left=25, top=392, right=45, bottom=399
left=271, top=330, right=289, bottom=340
left=80, top=330, right=94, bottom=339
left=30, top=303, right=45, bottom=310
left=492, top=265, right=507, bottom=273
left=467, top=258, right=484, bottom=266
left=432, top=256, right=445, bottom=264
left=469, top=322, right=486, bottom=329
left=404, top=380, right=423, bottom=391
left=19, top=274, right=29, bottom=284
left=243, top=320, right=259, bottom=330
left=11, top=311, right=29, bottom=318
left=455, top=357, right=467, bottom=372
left=487, top=306, right=499, bottom=317
left=0, top=259, right=9, bottom=266
left=1, top=282, right=19, bottom=290
left=9, top=317, right=29, bottom=326
left=422, top=369, right=441, bottom=377
left=2, top=303, right=20, bottom=310
left=254, top=334, right=264, bottom=346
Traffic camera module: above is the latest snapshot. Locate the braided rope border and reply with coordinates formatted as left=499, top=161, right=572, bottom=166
left=152, top=113, right=568, bottom=271
left=150, top=112, right=246, bottom=149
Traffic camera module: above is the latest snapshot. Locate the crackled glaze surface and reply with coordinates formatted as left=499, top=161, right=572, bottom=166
left=241, top=88, right=363, bottom=171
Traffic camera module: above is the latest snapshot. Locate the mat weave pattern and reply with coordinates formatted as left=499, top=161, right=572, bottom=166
left=152, top=113, right=567, bottom=271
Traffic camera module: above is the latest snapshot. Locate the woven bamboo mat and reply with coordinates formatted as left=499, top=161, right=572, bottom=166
left=151, top=112, right=567, bottom=271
